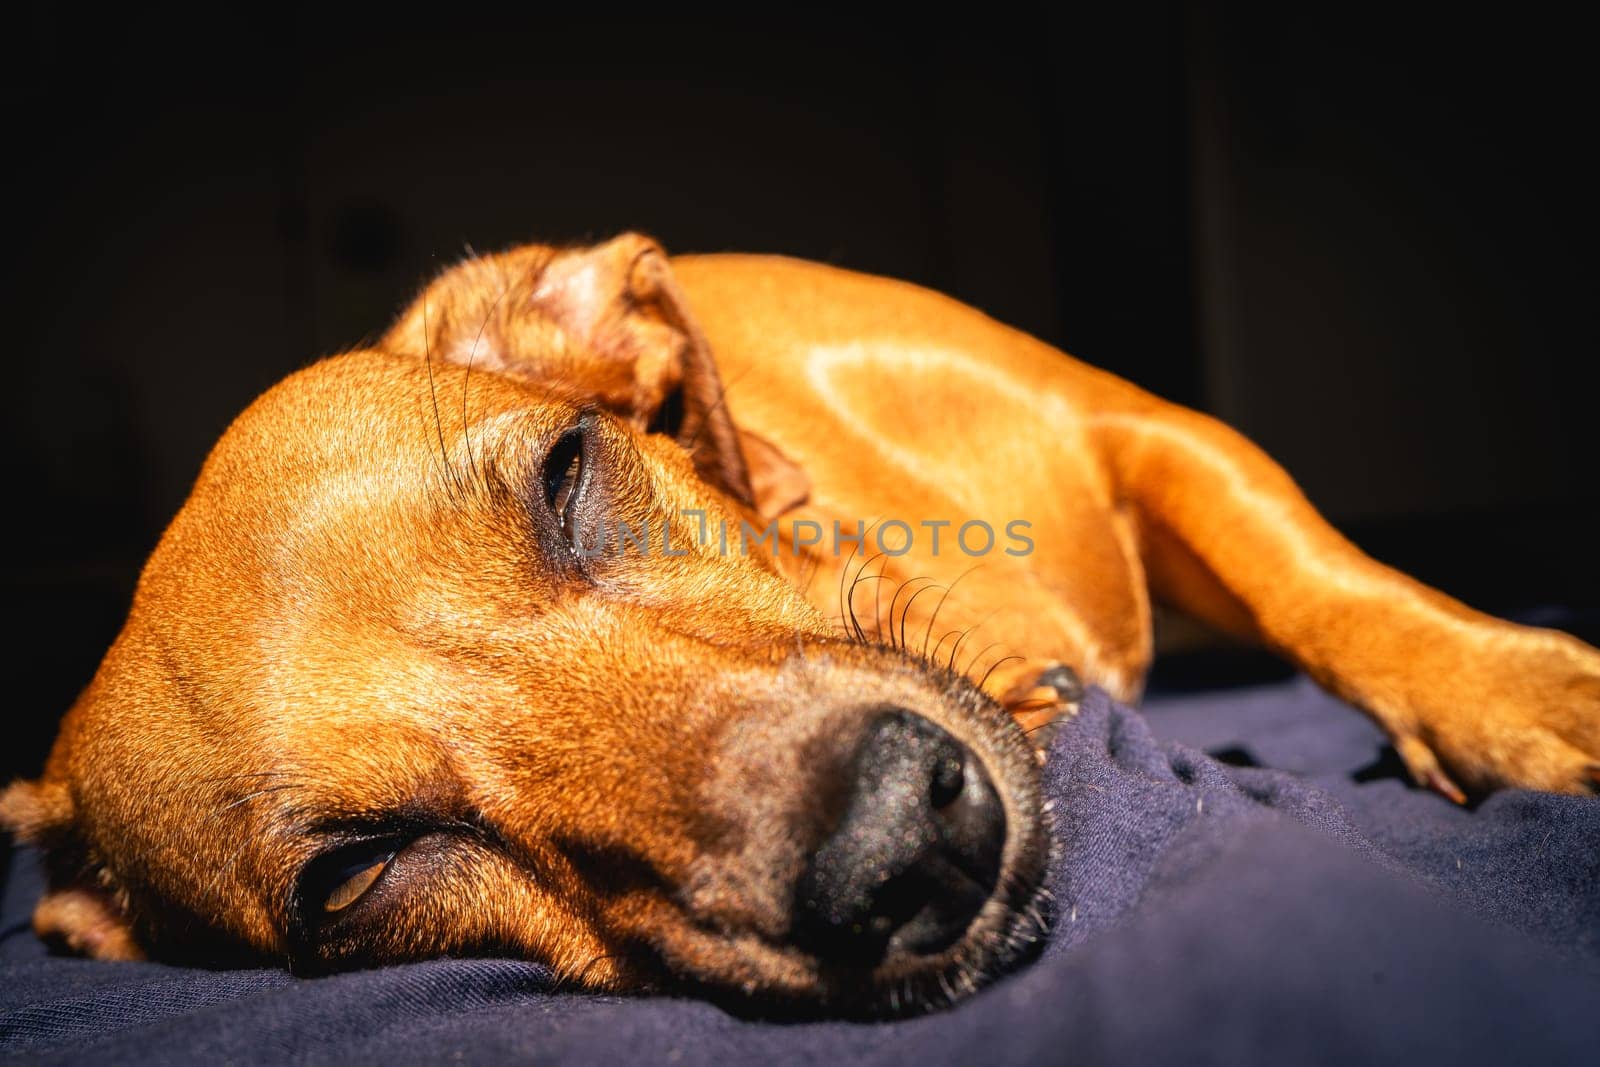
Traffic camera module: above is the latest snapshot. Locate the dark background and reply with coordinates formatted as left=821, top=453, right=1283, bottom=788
left=3, top=8, right=1594, bottom=780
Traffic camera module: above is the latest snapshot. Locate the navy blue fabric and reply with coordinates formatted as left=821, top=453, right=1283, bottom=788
left=4, top=677, right=1597, bottom=1064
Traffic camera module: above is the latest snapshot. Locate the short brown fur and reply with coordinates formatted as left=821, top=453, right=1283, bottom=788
left=4, top=234, right=1596, bottom=1012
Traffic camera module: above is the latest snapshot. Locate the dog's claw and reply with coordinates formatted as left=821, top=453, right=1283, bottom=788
left=1394, top=734, right=1468, bottom=805
left=1426, top=769, right=1468, bottom=805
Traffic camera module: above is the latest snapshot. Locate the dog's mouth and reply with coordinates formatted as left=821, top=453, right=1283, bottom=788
left=647, top=806, right=1052, bottom=1018
left=638, top=698, right=1054, bottom=1018
left=796, top=824, right=1054, bottom=1018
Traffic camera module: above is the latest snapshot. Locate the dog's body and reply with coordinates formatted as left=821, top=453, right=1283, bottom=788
left=668, top=252, right=1600, bottom=795
left=4, top=234, right=1597, bottom=1013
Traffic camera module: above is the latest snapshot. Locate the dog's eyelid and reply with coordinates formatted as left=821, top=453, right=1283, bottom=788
left=289, top=821, right=499, bottom=957
left=322, top=851, right=394, bottom=912
left=295, top=835, right=407, bottom=924
left=535, top=410, right=604, bottom=563
left=544, top=429, right=584, bottom=526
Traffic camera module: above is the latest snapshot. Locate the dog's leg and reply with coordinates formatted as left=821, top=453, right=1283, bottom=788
left=1090, top=391, right=1600, bottom=798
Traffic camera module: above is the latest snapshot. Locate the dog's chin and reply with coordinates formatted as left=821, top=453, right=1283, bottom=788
left=645, top=827, right=1054, bottom=1020
left=820, top=880, right=1054, bottom=1018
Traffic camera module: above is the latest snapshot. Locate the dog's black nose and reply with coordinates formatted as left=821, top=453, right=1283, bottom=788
left=793, top=709, right=1005, bottom=967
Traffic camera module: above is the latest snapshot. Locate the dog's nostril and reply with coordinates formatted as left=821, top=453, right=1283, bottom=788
left=930, top=752, right=965, bottom=809
left=792, top=709, right=1006, bottom=969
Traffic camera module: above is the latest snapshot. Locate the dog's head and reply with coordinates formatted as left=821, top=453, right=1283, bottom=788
left=1, top=235, right=1049, bottom=1015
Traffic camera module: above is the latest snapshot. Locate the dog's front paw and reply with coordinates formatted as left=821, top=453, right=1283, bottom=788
left=997, top=662, right=1085, bottom=758
left=1388, top=629, right=1600, bottom=801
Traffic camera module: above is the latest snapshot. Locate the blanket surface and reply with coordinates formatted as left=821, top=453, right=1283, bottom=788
left=4, top=677, right=1598, bottom=1065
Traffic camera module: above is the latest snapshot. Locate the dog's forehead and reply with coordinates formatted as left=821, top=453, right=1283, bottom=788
left=146, top=346, right=814, bottom=720
left=215, top=349, right=554, bottom=492
left=147, top=352, right=528, bottom=616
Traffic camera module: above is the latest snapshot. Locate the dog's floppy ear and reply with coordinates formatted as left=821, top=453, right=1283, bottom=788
left=0, top=778, right=143, bottom=960
left=543, top=236, right=757, bottom=507
left=384, top=233, right=760, bottom=508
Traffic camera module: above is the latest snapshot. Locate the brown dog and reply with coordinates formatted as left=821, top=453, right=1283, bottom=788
left=3, top=233, right=1597, bottom=1014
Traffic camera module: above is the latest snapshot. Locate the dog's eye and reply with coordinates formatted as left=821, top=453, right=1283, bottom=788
left=542, top=427, right=585, bottom=541
left=323, top=855, right=391, bottom=912
left=299, top=840, right=398, bottom=917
